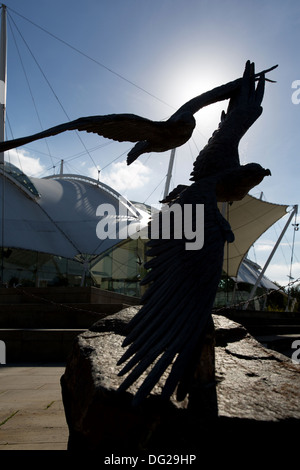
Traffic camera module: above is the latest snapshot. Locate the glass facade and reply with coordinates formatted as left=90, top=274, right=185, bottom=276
left=0, top=248, right=83, bottom=287
left=91, top=238, right=148, bottom=297
left=2, top=162, right=40, bottom=197
left=0, top=164, right=151, bottom=297
left=0, top=237, right=149, bottom=297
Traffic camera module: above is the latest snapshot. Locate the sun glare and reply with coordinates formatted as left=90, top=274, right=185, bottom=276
left=160, top=60, right=235, bottom=142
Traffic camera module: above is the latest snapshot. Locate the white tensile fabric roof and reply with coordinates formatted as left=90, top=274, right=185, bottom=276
left=0, top=166, right=149, bottom=260
left=234, top=257, right=279, bottom=290
left=0, top=164, right=289, bottom=279
left=219, top=195, right=288, bottom=277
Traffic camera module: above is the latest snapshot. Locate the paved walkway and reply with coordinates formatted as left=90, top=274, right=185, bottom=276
left=0, top=363, right=69, bottom=450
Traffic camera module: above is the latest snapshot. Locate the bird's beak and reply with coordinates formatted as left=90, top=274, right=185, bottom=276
left=265, top=169, right=271, bottom=176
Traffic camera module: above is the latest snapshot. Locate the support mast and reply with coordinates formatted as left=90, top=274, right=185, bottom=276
left=244, top=204, right=298, bottom=309
left=0, top=4, right=7, bottom=166
left=163, top=148, right=176, bottom=200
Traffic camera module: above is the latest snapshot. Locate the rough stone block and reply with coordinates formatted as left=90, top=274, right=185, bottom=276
left=61, top=307, right=300, bottom=454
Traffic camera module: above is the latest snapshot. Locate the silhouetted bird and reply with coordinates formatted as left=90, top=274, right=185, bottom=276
left=0, top=65, right=277, bottom=165
left=116, top=61, right=272, bottom=406
left=163, top=61, right=272, bottom=203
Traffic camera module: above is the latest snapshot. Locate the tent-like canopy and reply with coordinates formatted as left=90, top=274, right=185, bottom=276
left=218, top=195, right=289, bottom=277
left=0, top=163, right=149, bottom=261
left=234, top=257, right=279, bottom=290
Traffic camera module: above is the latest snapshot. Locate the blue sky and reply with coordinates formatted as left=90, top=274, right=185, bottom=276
left=2, top=0, right=300, bottom=286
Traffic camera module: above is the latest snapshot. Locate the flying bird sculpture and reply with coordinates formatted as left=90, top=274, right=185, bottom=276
left=116, top=61, right=273, bottom=406
left=0, top=65, right=277, bottom=165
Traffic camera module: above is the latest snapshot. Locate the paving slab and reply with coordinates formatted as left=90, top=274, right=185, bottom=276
left=0, top=363, right=69, bottom=451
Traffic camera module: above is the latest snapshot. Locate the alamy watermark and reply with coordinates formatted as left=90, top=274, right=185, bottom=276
left=292, top=339, right=300, bottom=364
left=96, top=198, right=204, bottom=251
left=291, top=80, right=300, bottom=104
left=0, top=340, right=6, bottom=364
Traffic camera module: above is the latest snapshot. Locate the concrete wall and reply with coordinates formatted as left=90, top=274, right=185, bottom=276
left=0, top=286, right=141, bottom=363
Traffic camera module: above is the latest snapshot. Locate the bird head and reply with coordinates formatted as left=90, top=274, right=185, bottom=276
left=215, top=163, right=271, bottom=201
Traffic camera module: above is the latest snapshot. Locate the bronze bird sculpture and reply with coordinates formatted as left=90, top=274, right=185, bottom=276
left=0, top=64, right=277, bottom=165
left=116, top=61, right=272, bottom=406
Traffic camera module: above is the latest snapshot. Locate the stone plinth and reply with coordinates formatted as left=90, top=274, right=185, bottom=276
left=61, top=307, right=300, bottom=454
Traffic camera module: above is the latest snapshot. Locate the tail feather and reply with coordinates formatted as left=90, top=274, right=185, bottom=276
left=127, top=141, right=149, bottom=165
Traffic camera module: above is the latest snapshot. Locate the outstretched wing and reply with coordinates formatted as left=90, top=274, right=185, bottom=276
left=117, top=180, right=234, bottom=405
left=171, top=63, right=277, bottom=119
left=0, top=114, right=163, bottom=153
left=190, top=60, right=266, bottom=182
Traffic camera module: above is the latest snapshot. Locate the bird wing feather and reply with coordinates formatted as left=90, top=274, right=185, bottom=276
left=117, top=181, right=234, bottom=405
left=67, top=114, right=164, bottom=141
left=0, top=114, right=164, bottom=153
